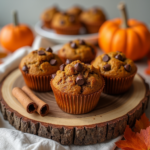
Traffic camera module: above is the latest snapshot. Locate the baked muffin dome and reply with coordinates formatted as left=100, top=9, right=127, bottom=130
left=92, top=51, right=137, bottom=78
left=58, top=39, right=97, bottom=63
left=80, top=7, right=106, bottom=33
left=51, top=12, right=81, bottom=35
left=66, top=6, right=82, bottom=16
left=20, top=47, right=62, bottom=76
left=52, top=60, right=104, bottom=95
left=40, top=6, right=59, bottom=28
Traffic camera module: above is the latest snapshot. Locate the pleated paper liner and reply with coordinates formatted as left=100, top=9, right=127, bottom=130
left=51, top=24, right=81, bottom=35
left=19, top=67, right=52, bottom=92
left=102, top=69, right=137, bottom=94
left=50, top=79, right=105, bottom=114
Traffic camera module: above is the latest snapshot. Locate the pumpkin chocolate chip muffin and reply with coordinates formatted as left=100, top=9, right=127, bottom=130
left=66, top=6, right=82, bottom=16
left=41, top=6, right=59, bottom=29
left=20, top=47, right=62, bottom=92
left=51, top=12, right=81, bottom=35
left=92, top=51, right=137, bottom=94
left=50, top=60, right=105, bottom=114
left=58, top=39, right=97, bottom=63
left=80, top=7, right=106, bottom=33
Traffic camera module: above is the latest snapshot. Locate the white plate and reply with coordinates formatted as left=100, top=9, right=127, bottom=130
left=34, top=21, right=99, bottom=44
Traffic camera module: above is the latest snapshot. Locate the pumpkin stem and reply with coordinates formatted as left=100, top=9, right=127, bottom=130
left=118, top=2, right=128, bottom=28
left=13, top=11, right=19, bottom=26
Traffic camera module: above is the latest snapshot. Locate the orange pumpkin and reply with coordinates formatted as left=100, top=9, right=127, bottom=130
left=0, top=11, right=34, bottom=52
left=98, top=3, right=150, bottom=61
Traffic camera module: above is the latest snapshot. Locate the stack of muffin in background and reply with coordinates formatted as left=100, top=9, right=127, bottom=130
left=40, top=5, right=106, bottom=35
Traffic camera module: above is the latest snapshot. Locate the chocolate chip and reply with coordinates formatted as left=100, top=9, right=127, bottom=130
left=51, top=73, right=56, bottom=79
left=66, top=59, right=72, bottom=65
left=37, top=51, right=46, bottom=55
left=79, top=39, right=85, bottom=45
left=60, top=20, right=65, bottom=25
left=74, top=63, right=83, bottom=72
left=124, top=64, right=131, bottom=72
left=76, top=75, right=85, bottom=86
left=90, top=47, right=95, bottom=54
left=102, top=54, right=110, bottom=62
left=60, top=64, right=66, bottom=71
left=70, top=42, right=78, bottom=49
left=46, top=47, right=53, bottom=52
left=115, top=54, right=123, bottom=61
left=22, top=65, right=28, bottom=73
left=103, top=64, right=111, bottom=71
left=50, top=59, right=57, bottom=65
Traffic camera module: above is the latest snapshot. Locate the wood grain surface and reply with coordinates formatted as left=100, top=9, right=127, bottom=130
left=0, top=69, right=149, bottom=145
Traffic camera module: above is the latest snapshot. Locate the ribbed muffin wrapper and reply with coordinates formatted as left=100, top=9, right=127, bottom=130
left=20, top=68, right=52, bottom=92
left=102, top=71, right=137, bottom=94
left=51, top=24, right=81, bottom=35
left=50, top=80, right=105, bottom=114
left=83, top=21, right=105, bottom=33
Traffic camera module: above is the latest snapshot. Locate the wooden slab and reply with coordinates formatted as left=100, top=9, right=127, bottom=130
left=0, top=69, right=149, bottom=145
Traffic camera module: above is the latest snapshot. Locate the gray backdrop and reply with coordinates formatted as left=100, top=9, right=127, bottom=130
left=0, top=0, right=150, bottom=27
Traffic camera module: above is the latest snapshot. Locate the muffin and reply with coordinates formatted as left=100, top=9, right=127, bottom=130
left=58, top=39, right=97, bottom=63
left=80, top=7, right=106, bottom=33
left=51, top=12, right=81, bottom=35
left=50, top=60, right=105, bottom=114
left=92, top=51, right=137, bottom=94
left=41, top=6, right=59, bottom=29
left=66, top=6, right=82, bottom=16
left=20, top=47, right=62, bottom=92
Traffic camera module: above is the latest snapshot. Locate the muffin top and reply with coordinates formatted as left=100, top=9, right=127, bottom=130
left=41, top=6, right=59, bottom=22
left=58, top=39, right=97, bottom=63
left=51, top=12, right=80, bottom=28
left=51, top=60, right=104, bottom=95
left=20, top=47, right=62, bottom=76
left=92, top=51, right=137, bottom=78
left=67, top=6, right=82, bottom=16
left=80, top=7, right=106, bottom=24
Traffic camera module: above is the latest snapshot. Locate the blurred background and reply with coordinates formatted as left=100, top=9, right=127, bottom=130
left=0, top=0, right=150, bottom=26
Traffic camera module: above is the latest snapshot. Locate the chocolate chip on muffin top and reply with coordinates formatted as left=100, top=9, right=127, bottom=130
left=92, top=51, right=137, bottom=78
left=52, top=60, right=104, bottom=95
left=58, top=39, right=96, bottom=63
left=20, top=47, right=62, bottom=76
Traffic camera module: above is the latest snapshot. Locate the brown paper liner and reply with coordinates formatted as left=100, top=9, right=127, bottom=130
left=50, top=79, right=105, bottom=114
left=51, top=24, right=81, bottom=35
left=82, top=21, right=105, bottom=33
left=19, top=67, right=52, bottom=92
left=102, top=70, right=137, bottom=94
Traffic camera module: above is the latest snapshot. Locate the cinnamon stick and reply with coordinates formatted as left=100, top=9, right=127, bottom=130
left=22, top=86, right=49, bottom=116
left=12, top=87, right=37, bottom=114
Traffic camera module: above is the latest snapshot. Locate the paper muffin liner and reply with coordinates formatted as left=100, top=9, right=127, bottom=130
left=42, top=20, right=52, bottom=29
left=51, top=24, right=81, bottom=35
left=20, top=67, right=52, bottom=92
left=50, top=79, right=105, bottom=114
left=83, top=21, right=105, bottom=33
left=102, top=70, right=137, bottom=94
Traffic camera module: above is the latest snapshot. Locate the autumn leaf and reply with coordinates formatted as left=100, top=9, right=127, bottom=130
left=116, top=125, right=147, bottom=150
left=134, top=113, right=150, bottom=132
left=137, top=126, right=150, bottom=149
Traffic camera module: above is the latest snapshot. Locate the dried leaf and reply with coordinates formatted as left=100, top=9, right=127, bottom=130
left=134, top=113, right=150, bottom=132
left=137, top=126, right=150, bottom=149
left=116, top=125, right=147, bottom=150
